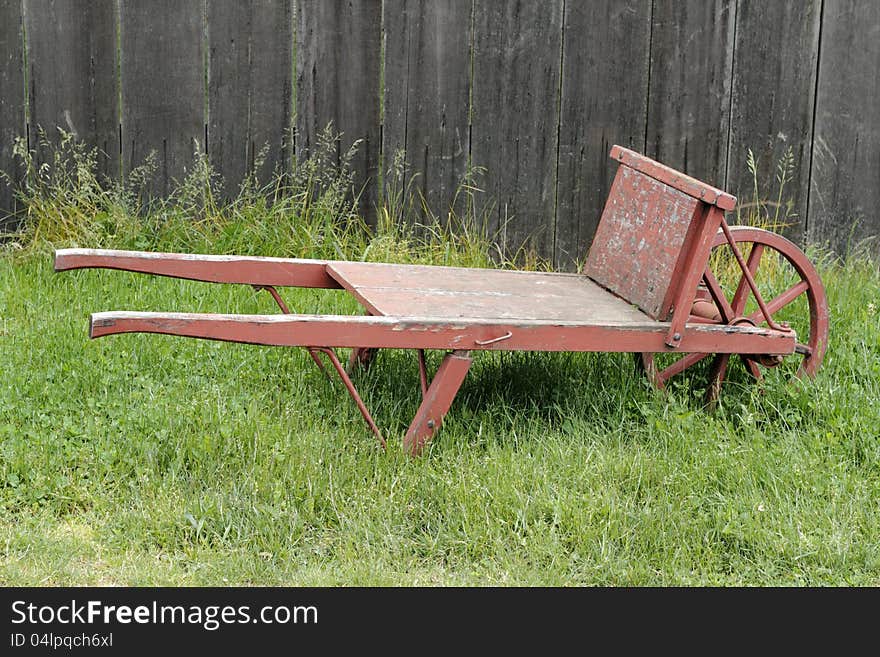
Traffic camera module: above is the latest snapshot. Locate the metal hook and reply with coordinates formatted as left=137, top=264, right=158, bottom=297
left=474, top=331, right=513, bottom=346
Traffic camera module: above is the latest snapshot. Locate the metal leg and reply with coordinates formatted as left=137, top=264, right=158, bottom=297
left=310, top=347, right=386, bottom=449
left=256, top=285, right=381, bottom=440
left=307, top=348, right=332, bottom=380
left=404, top=350, right=472, bottom=457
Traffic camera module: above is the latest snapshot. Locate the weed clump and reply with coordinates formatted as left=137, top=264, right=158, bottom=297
left=1, top=125, right=522, bottom=271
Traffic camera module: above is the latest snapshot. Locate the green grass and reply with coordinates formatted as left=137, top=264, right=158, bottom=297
left=3, top=251, right=879, bottom=585
left=1, top=134, right=879, bottom=585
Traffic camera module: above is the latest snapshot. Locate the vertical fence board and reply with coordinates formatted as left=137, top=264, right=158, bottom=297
left=0, top=0, right=25, bottom=226
left=24, top=0, right=119, bottom=180
left=296, top=0, right=381, bottom=222
left=646, top=0, right=735, bottom=186
left=555, top=0, right=652, bottom=269
left=726, top=0, right=821, bottom=241
left=120, top=0, right=205, bottom=199
left=471, top=0, right=563, bottom=260
left=809, top=0, right=880, bottom=255
left=208, top=0, right=292, bottom=197
left=383, top=0, right=472, bottom=224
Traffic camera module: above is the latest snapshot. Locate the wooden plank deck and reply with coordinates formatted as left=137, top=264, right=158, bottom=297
left=327, top=261, right=651, bottom=324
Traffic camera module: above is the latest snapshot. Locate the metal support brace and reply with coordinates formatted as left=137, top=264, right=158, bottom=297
left=309, top=347, right=386, bottom=448
left=257, top=285, right=385, bottom=448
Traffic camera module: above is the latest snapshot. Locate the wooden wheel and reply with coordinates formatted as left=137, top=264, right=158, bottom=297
left=640, top=226, right=829, bottom=402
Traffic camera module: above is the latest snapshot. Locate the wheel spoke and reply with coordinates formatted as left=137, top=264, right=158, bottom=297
left=705, top=354, right=731, bottom=406
left=740, top=355, right=763, bottom=381
left=748, top=279, right=810, bottom=323
left=659, top=351, right=711, bottom=382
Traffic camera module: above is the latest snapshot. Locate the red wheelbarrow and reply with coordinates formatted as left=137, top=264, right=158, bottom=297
left=55, top=146, right=829, bottom=455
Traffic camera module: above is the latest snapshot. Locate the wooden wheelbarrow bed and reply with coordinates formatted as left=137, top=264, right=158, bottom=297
left=55, top=146, right=829, bottom=455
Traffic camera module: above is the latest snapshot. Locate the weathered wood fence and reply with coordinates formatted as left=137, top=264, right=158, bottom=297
left=1, top=0, right=878, bottom=265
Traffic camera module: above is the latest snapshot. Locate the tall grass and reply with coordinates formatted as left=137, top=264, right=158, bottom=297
left=710, top=146, right=799, bottom=282
left=733, top=146, right=798, bottom=234
left=4, top=126, right=365, bottom=260
left=3, top=126, right=523, bottom=272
